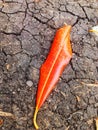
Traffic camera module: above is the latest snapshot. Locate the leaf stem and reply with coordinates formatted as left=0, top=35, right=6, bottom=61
left=33, top=107, right=39, bottom=130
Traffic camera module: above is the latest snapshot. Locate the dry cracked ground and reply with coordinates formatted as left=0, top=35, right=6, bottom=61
left=0, top=0, right=98, bottom=130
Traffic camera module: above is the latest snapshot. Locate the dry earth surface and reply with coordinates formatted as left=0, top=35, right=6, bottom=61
left=0, top=0, right=98, bottom=130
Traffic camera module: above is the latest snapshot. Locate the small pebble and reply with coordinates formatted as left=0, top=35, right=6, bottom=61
left=12, top=91, right=15, bottom=94
left=26, top=80, right=33, bottom=87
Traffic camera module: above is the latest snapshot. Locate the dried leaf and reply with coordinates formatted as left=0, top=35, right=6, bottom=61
left=0, top=111, right=14, bottom=118
left=6, top=64, right=11, bottom=70
left=89, top=25, right=98, bottom=36
left=76, top=95, right=81, bottom=102
left=81, top=82, right=98, bottom=87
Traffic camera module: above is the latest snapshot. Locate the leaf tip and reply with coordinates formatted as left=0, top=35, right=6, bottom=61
left=33, top=107, right=39, bottom=130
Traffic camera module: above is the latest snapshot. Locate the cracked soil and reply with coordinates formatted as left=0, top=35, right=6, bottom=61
left=0, top=0, right=98, bottom=130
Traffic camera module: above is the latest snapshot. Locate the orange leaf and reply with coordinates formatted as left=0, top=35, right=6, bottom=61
left=33, top=24, right=72, bottom=129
